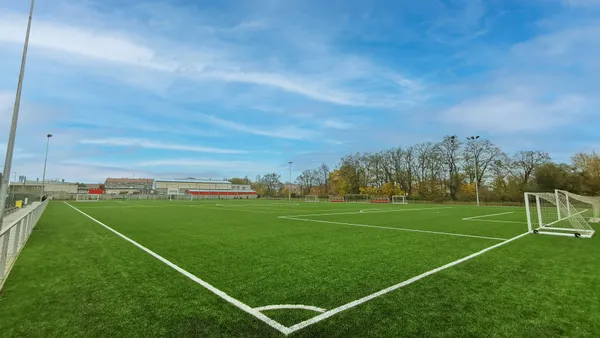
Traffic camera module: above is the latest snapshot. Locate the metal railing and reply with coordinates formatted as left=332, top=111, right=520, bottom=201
left=0, top=199, right=48, bottom=289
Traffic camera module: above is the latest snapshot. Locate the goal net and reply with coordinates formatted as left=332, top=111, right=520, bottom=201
left=525, top=192, right=595, bottom=238
left=344, top=194, right=371, bottom=203
left=555, top=189, right=600, bottom=223
left=392, top=195, right=407, bottom=205
left=305, top=195, right=319, bottom=203
left=75, top=194, right=100, bottom=202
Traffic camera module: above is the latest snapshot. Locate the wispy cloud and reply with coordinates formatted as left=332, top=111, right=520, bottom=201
left=562, top=0, right=600, bottom=7
left=80, top=138, right=246, bottom=154
left=0, top=13, right=174, bottom=71
left=439, top=94, right=587, bottom=133
left=322, top=119, right=354, bottom=130
left=137, top=158, right=279, bottom=174
left=200, top=114, right=317, bottom=140
left=0, top=9, right=419, bottom=108
left=1, top=0, right=598, bottom=181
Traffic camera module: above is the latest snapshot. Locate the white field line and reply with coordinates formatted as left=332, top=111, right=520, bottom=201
left=463, top=219, right=528, bottom=225
left=281, top=206, right=453, bottom=218
left=254, top=304, right=326, bottom=313
left=462, top=211, right=514, bottom=220
left=280, top=216, right=508, bottom=241
left=64, top=202, right=292, bottom=335
left=286, top=231, right=531, bottom=334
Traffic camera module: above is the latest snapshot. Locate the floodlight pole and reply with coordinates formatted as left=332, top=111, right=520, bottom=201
left=288, top=162, right=292, bottom=202
left=40, top=134, right=53, bottom=200
left=467, top=136, right=481, bottom=206
left=0, top=0, right=35, bottom=229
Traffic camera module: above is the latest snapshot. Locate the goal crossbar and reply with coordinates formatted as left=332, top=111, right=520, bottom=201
left=305, top=195, right=319, bottom=203
left=75, top=194, right=100, bottom=202
left=392, top=195, right=407, bottom=204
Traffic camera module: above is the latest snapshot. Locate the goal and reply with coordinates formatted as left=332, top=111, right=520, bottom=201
left=344, top=194, right=371, bottom=203
left=329, top=196, right=344, bottom=203
left=555, top=189, right=600, bottom=223
left=75, top=194, right=100, bottom=202
left=525, top=192, right=595, bottom=238
left=305, top=195, right=319, bottom=203
left=392, top=195, right=407, bottom=204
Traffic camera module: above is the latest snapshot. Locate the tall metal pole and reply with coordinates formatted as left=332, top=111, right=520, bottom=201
left=0, top=0, right=36, bottom=228
left=467, top=136, right=481, bottom=206
left=474, top=157, right=480, bottom=206
left=288, top=161, right=292, bottom=202
left=40, top=134, right=52, bottom=200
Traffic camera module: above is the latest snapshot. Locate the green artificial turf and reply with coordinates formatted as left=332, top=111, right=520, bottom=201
left=0, top=200, right=598, bottom=337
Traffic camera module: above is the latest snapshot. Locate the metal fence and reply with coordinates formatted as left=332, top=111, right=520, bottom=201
left=0, top=199, right=48, bottom=290
left=51, top=194, right=258, bottom=201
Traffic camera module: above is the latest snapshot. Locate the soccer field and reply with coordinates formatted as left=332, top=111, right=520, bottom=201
left=1, top=200, right=599, bottom=337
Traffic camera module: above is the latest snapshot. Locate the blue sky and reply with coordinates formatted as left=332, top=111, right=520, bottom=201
left=1, top=0, right=599, bottom=183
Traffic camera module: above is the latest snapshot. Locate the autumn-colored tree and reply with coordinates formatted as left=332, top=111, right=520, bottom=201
left=380, top=182, right=404, bottom=197
left=229, top=177, right=250, bottom=185
left=359, top=186, right=380, bottom=196
left=459, top=182, right=477, bottom=200
left=328, top=169, right=351, bottom=196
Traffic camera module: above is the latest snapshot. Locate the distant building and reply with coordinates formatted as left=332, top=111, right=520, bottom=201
left=154, top=178, right=256, bottom=198
left=154, top=178, right=232, bottom=195
left=78, top=183, right=104, bottom=195
left=104, top=178, right=154, bottom=195
left=9, top=180, right=79, bottom=196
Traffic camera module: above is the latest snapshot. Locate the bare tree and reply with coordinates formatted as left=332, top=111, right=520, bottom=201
left=463, top=139, right=504, bottom=187
left=438, top=135, right=462, bottom=200
left=511, top=150, right=551, bottom=187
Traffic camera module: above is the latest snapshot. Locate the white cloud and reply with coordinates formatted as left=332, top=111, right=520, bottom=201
left=137, top=158, right=278, bottom=174
left=0, top=8, right=421, bottom=108
left=322, top=119, right=354, bottom=130
left=439, top=94, right=586, bottom=133
left=0, top=13, right=174, bottom=71
left=0, top=91, right=11, bottom=110
left=197, top=70, right=363, bottom=106
left=80, top=138, right=246, bottom=154
left=562, top=0, right=600, bottom=7
left=200, top=114, right=317, bottom=140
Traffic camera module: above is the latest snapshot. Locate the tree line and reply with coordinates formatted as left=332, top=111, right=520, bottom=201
left=229, top=135, right=600, bottom=202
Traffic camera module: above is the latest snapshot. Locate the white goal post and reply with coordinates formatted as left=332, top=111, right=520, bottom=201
left=75, top=194, right=100, bottom=202
left=555, top=189, right=600, bottom=223
left=525, top=192, right=595, bottom=238
left=305, top=195, right=319, bottom=202
left=392, top=195, right=407, bottom=205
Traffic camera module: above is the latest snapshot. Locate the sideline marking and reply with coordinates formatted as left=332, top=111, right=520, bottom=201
left=280, top=216, right=508, bottom=241
left=285, top=231, right=531, bottom=334
left=254, top=304, right=326, bottom=313
left=462, top=211, right=514, bottom=220
left=64, top=202, right=291, bottom=335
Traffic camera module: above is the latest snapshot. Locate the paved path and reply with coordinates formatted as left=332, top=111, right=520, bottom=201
left=2, top=202, right=42, bottom=233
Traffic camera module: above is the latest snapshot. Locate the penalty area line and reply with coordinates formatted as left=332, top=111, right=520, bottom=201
left=280, top=216, right=508, bottom=241
left=63, top=202, right=291, bottom=335
left=463, top=219, right=527, bottom=225
left=286, top=231, right=531, bottom=334
left=281, top=206, right=453, bottom=218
